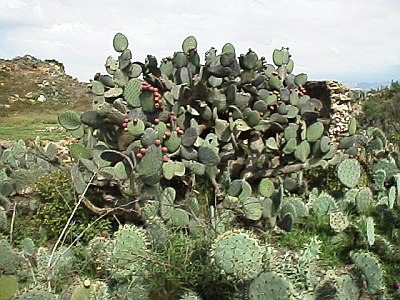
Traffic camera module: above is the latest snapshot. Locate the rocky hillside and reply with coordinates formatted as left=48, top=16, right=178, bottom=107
left=0, top=55, right=91, bottom=115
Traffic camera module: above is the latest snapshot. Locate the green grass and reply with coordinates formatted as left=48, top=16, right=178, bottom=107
left=0, top=123, right=67, bottom=141
left=276, top=214, right=355, bottom=268
left=0, top=104, right=88, bottom=141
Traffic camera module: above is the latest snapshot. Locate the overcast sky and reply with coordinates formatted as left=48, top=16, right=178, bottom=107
left=0, top=0, right=399, bottom=85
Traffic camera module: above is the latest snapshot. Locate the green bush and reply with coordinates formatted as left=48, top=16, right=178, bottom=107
left=34, top=171, right=112, bottom=243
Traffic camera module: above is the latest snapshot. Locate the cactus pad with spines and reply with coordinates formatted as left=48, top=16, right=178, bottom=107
left=259, top=178, right=275, bottom=198
left=337, top=158, right=361, bottom=188
left=306, top=121, right=324, bottom=142
left=313, top=192, right=336, bottom=218
left=351, top=251, right=383, bottom=295
left=124, top=78, right=142, bottom=107
left=355, top=187, right=373, bottom=214
left=113, top=32, right=129, bottom=52
left=241, top=197, right=263, bottom=221
left=249, top=271, right=291, bottom=300
left=211, top=230, right=264, bottom=280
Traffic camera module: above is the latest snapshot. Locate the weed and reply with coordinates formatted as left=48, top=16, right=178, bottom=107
left=148, top=229, right=236, bottom=300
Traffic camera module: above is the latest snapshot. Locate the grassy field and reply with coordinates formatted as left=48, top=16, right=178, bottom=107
left=0, top=62, right=91, bottom=141
left=0, top=100, right=90, bottom=142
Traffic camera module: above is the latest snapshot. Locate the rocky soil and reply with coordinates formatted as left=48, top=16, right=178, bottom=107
left=0, top=55, right=91, bottom=113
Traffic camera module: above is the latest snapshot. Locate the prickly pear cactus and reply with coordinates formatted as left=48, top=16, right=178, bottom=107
left=337, top=158, right=361, bottom=188
left=59, top=32, right=344, bottom=227
left=110, top=224, right=150, bottom=280
left=248, top=271, right=292, bottom=300
left=351, top=251, right=383, bottom=295
left=210, top=230, right=264, bottom=280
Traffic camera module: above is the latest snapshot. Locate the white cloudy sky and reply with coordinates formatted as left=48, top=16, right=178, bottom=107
left=0, top=0, right=399, bottom=84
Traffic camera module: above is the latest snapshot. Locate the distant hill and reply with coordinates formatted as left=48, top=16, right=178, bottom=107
left=345, top=81, right=392, bottom=91
left=0, top=55, right=91, bottom=114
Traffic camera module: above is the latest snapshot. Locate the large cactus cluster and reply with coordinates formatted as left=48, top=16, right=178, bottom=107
left=58, top=33, right=352, bottom=229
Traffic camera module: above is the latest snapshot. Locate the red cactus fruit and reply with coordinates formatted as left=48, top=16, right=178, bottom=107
left=162, top=156, right=169, bottom=163
left=140, top=148, right=147, bottom=154
left=154, top=139, right=161, bottom=146
left=164, top=131, right=171, bottom=137
left=136, top=153, right=143, bottom=159
left=162, top=147, right=168, bottom=153
left=393, top=281, right=400, bottom=290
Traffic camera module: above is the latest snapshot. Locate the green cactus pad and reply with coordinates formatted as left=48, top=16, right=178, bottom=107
left=355, top=187, right=373, bottom=214
left=294, top=73, right=308, bottom=86
left=259, top=178, right=275, bottom=198
left=91, top=80, right=105, bottom=95
left=313, top=192, right=336, bottom=218
left=113, top=32, right=129, bottom=52
left=348, top=117, right=357, bottom=135
left=241, top=197, right=263, bottom=221
left=249, top=271, right=291, bottom=300
left=365, top=216, right=375, bottom=246
left=351, top=252, right=383, bottom=294
left=182, top=35, right=197, bottom=54
left=127, top=119, right=145, bottom=136
left=164, top=131, right=181, bottom=153
left=139, top=91, right=155, bottom=113
left=185, top=160, right=206, bottom=175
left=337, top=158, right=361, bottom=188
left=211, top=230, right=264, bottom=280
left=238, top=180, right=252, bottom=200
left=286, top=197, right=309, bottom=218
left=228, top=179, right=243, bottom=197
left=58, top=110, right=82, bottom=130
left=113, top=69, right=129, bottom=87
left=245, top=110, right=261, bottom=127
left=114, top=161, right=131, bottom=180
left=124, top=78, right=142, bottom=107
left=329, top=210, right=349, bottom=233
left=242, top=49, right=258, bottom=69
left=70, top=143, right=92, bottom=161
left=268, top=75, right=281, bottom=90
left=306, top=121, right=324, bottom=142
left=160, top=187, right=175, bottom=220
left=160, top=60, right=174, bottom=76
left=198, top=146, right=219, bottom=166
left=283, top=138, right=297, bottom=154
left=104, top=86, right=123, bottom=98
left=181, top=127, right=198, bottom=147
left=173, top=52, right=188, bottom=68
left=170, top=208, right=190, bottom=227
left=222, top=42, right=236, bottom=54
left=136, top=145, right=163, bottom=177
left=294, top=140, right=310, bottom=162
left=286, top=59, right=294, bottom=73
left=162, top=160, right=186, bottom=180
left=220, top=52, right=236, bottom=67
left=140, top=128, right=158, bottom=148
left=272, top=49, right=284, bottom=66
